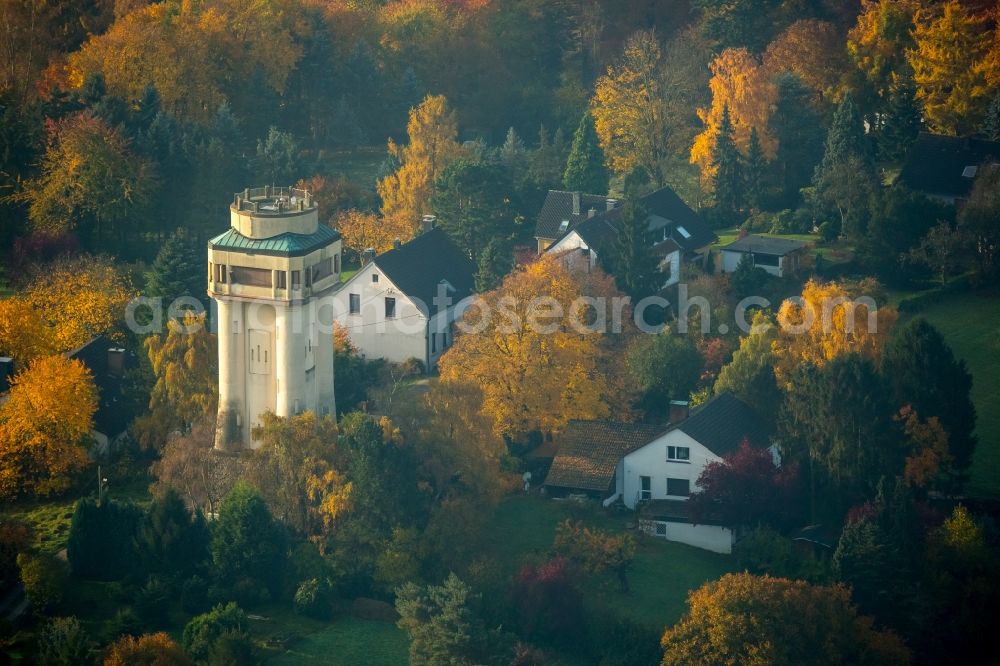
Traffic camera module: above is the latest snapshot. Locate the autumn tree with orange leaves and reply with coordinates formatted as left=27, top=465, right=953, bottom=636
left=377, top=95, right=464, bottom=239
left=103, top=632, right=191, bottom=666
left=773, top=279, right=897, bottom=387
left=0, top=254, right=135, bottom=362
left=908, top=0, right=997, bottom=136
left=438, top=254, right=630, bottom=439
left=690, top=48, right=777, bottom=188
left=661, top=573, right=911, bottom=666
left=333, top=209, right=414, bottom=258
left=0, top=356, right=97, bottom=499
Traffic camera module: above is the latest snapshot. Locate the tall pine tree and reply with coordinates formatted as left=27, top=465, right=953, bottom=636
left=879, top=74, right=922, bottom=162
left=769, top=73, right=824, bottom=207
left=812, top=94, right=877, bottom=239
left=145, top=230, right=205, bottom=313
left=814, top=94, right=873, bottom=181
left=712, top=105, right=743, bottom=221
left=744, top=128, right=766, bottom=211
left=563, top=111, right=609, bottom=195
left=602, top=200, right=661, bottom=303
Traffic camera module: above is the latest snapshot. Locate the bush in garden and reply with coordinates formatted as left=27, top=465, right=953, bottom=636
left=294, top=578, right=331, bottom=619
left=181, top=602, right=247, bottom=662
left=17, top=552, right=67, bottom=611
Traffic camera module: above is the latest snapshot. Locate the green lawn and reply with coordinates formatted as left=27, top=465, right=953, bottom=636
left=710, top=227, right=853, bottom=267
left=322, top=146, right=387, bottom=190
left=486, top=496, right=733, bottom=629
left=905, top=292, right=1000, bottom=500
left=0, top=498, right=77, bottom=554
left=265, top=613, right=407, bottom=665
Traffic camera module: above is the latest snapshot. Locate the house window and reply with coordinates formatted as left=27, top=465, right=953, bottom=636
left=385, top=297, right=396, bottom=318
left=654, top=522, right=667, bottom=537
left=334, top=254, right=340, bottom=274
left=349, top=293, right=360, bottom=314
left=558, top=220, right=569, bottom=232
left=312, top=257, right=333, bottom=282
left=291, top=270, right=301, bottom=289
left=215, top=264, right=227, bottom=283
left=372, top=273, right=379, bottom=283
left=667, top=446, right=690, bottom=462
left=431, top=332, right=436, bottom=353
left=666, top=478, right=690, bottom=497
left=276, top=271, right=287, bottom=289
left=305, top=267, right=312, bottom=288
left=640, top=476, right=651, bottom=501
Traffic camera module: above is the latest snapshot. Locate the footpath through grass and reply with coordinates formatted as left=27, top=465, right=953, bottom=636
left=486, top=496, right=733, bottom=630
left=906, top=292, right=1000, bottom=500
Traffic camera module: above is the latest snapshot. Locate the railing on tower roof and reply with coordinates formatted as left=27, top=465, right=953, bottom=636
left=232, top=185, right=314, bottom=215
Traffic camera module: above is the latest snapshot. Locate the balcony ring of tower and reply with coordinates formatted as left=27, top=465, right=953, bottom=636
left=231, top=185, right=319, bottom=239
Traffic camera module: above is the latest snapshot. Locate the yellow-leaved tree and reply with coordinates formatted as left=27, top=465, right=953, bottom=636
left=24, top=254, right=136, bottom=355
left=139, top=312, right=218, bottom=447
left=773, top=279, right=897, bottom=387
left=763, top=19, right=848, bottom=103
left=0, top=255, right=135, bottom=363
left=333, top=209, right=415, bottom=257
left=847, top=0, right=920, bottom=105
left=0, top=356, right=97, bottom=498
left=438, top=254, right=629, bottom=439
left=690, top=48, right=778, bottom=188
left=591, top=30, right=671, bottom=184
left=376, top=94, right=464, bottom=239
left=908, top=0, right=995, bottom=135
left=67, top=0, right=302, bottom=123
left=0, top=297, right=59, bottom=362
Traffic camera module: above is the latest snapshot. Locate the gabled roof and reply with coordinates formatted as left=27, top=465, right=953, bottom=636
left=371, top=228, right=475, bottom=317
left=674, top=393, right=771, bottom=457
left=543, top=186, right=715, bottom=254
left=535, top=190, right=617, bottom=240
left=208, top=224, right=340, bottom=257
left=545, top=420, right=666, bottom=491
left=638, top=187, right=717, bottom=251
left=722, top=234, right=807, bottom=256
left=67, top=335, right=134, bottom=438
left=898, top=133, right=1000, bottom=199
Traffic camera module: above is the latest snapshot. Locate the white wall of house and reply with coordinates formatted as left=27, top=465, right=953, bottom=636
left=721, top=250, right=789, bottom=277
left=333, top=262, right=428, bottom=365
left=640, top=519, right=735, bottom=554
left=547, top=231, right=597, bottom=271
left=332, top=262, right=466, bottom=369
left=617, top=430, right=721, bottom=510
left=659, top=249, right=681, bottom=287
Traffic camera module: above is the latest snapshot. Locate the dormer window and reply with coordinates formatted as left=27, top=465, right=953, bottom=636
left=962, top=165, right=978, bottom=178
left=559, top=220, right=569, bottom=233
left=676, top=225, right=691, bottom=239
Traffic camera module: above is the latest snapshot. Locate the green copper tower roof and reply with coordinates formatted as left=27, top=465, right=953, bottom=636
left=208, top=224, right=340, bottom=257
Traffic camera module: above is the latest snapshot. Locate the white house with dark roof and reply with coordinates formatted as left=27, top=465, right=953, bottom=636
left=533, top=190, right=619, bottom=253
left=332, top=228, right=475, bottom=369
left=540, top=186, right=716, bottom=289
left=720, top=234, right=808, bottom=278
left=544, top=393, right=776, bottom=553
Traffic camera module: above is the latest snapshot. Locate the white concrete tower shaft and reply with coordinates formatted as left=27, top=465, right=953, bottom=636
left=208, top=186, right=341, bottom=450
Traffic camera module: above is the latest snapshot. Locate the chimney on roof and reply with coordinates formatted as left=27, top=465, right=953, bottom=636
left=393, top=238, right=402, bottom=250
left=606, top=198, right=617, bottom=211
left=107, top=348, right=125, bottom=378
left=587, top=207, right=597, bottom=219
left=668, top=400, right=689, bottom=425
left=422, top=214, right=436, bottom=229
left=0, top=357, right=13, bottom=393
left=571, top=192, right=581, bottom=216
left=362, top=248, right=376, bottom=265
